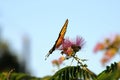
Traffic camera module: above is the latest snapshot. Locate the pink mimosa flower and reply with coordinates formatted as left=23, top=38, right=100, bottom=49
left=101, top=48, right=118, bottom=65
left=58, top=36, right=84, bottom=56
left=58, top=56, right=65, bottom=64
left=52, top=60, right=59, bottom=66
left=94, top=34, right=120, bottom=65
left=51, top=56, right=65, bottom=67
left=94, top=43, right=105, bottom=53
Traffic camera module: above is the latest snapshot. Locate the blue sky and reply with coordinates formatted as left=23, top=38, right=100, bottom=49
left=0, top=0, right=120, bottom=77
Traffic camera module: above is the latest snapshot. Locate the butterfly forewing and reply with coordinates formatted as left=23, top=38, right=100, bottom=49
left=45, top=19, right=68, bottom=60
left=55, top=19, right=68, bottom=48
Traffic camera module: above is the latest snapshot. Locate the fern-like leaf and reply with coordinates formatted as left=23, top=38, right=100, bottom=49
left=97, top=62, right=120, bottom=80
left=50, top=66, right=97, bottom=80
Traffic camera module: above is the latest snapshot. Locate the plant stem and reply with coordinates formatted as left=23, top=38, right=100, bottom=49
left=72, top=55, right=87, bottom=67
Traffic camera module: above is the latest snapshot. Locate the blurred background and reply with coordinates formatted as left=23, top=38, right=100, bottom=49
left=0, top=0, right=120, bottom=77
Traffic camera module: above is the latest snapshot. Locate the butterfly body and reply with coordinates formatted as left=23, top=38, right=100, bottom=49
left=45, top=19, right=68, bottom=60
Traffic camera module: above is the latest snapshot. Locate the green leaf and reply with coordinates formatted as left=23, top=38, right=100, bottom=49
left=50, top=66, right=97, bottom=80
left=97, top=62, right=120, bottom=80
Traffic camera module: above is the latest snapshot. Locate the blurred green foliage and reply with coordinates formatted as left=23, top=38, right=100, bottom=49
left=0, top=62, right=120, bottom=80
left=0, top=72, right=41, bottom=80
left=0, top=40, right=26, bottom=73
left=97, top=62, right=120, bottom=80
